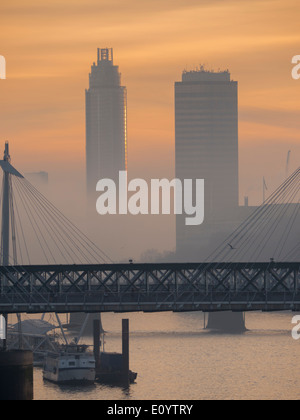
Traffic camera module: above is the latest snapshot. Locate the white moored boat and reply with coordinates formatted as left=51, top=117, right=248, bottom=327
left=43, top=344, right=95, bottom=384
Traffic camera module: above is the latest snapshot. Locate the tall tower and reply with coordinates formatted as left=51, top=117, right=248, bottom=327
left=86, top=48, right=127, bottom=195
left=175, top=69, right=239, bottom=259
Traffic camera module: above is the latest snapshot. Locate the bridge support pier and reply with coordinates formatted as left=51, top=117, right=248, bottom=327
left=206, top=312, right=246, bottom=333
left=67, top=313, right=104, bottom=336
left=0, top=350, right=33, bottom=400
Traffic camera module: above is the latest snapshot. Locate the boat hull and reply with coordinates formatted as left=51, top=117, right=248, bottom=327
left=43, top=368, right=95, bottom=384
left=43, top=346, right=96, bottom=384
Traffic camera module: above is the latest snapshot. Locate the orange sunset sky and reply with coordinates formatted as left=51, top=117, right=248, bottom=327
left=0, top=0, right=299, bottom=226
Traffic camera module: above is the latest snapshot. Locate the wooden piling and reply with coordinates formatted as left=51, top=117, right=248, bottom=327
left=0, top=350, right=33, bottom=400
left=93, top=319, right=101, bottom=370
left=122, top=319, right=129, bottom=386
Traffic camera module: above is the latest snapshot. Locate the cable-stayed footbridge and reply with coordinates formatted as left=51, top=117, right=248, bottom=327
left=0, top=143, right=299, bottom=315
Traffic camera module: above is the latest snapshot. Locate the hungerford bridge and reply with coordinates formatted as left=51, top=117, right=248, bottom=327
left=0, top=143, right=299, bottom=315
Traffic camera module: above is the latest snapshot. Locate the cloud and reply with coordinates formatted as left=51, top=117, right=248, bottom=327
left=0, top=0, right=237, bottom=17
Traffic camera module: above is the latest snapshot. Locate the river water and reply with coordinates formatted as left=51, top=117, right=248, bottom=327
left=33, top=311, right=300, bottom=400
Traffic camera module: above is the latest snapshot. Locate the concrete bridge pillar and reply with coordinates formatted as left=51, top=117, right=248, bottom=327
left=0, top=350, right=33, bottom=400
left=68, top=312, right=104, bottom=336
left=206, top=311, right=246, bottom=333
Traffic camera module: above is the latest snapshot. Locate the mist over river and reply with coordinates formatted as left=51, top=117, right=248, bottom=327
left=31, top=311, right=300, bottom=400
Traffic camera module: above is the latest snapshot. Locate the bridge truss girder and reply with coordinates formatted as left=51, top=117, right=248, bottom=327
left=0, top=262, right=299, bottom=314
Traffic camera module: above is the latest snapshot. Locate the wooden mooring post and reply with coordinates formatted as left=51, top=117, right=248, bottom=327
left=122, top=319, right=130, bottom=387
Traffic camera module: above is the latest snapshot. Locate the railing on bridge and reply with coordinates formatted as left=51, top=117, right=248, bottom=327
left=0, top=262, right=299, bottom=314
left=0, top=146, right=299, bottom=315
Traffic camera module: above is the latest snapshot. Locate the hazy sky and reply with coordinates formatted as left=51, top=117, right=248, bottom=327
left=0, top=0, right=299, bottom=258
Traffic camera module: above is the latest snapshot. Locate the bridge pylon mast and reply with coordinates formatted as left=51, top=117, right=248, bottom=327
left=1, top=142, right=11, bottom=266
left=0, top=142, right=24, bottom=267
left=0, top=142, right=24, bottom=349
left=0, top=142, right=11, bottom=350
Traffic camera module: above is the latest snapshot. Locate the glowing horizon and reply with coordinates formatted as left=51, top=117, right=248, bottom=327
left=0, top=0, right=299, bottom=206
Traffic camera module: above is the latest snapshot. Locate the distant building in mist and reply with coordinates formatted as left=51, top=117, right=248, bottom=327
left=85, top=48, right=127, bottom=195
left=174, top=68, right=300, bottom=262
left=175, top=68, right=239, bottom=259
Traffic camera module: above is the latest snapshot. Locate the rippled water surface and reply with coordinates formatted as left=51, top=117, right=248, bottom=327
left=32, top=311, right=300, bottom=400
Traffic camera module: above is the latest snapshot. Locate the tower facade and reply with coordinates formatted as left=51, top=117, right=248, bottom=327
left=175, top=69, right=239, bottom=259
left=86, top=48, right=127, bottom=195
